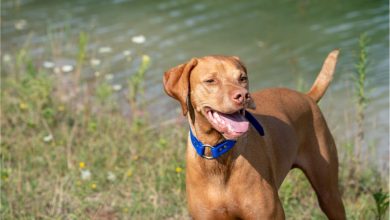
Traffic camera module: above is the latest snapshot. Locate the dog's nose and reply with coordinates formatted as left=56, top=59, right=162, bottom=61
left=232, top=89, right=249, bottom=105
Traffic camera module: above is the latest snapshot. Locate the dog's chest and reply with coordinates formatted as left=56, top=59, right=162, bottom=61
left=187, top=183, right=241, bottom=218
left=187, top=176, right=276, bottom=219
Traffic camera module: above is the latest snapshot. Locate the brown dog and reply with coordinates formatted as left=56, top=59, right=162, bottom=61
left=163, top=50, right=345, bottom=219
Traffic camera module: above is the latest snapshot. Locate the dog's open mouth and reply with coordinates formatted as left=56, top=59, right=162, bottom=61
left=204, top=107, right=249, bottom=139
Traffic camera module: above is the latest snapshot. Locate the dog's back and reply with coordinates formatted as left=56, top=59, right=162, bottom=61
left=249, top=87, right=335, bottom=187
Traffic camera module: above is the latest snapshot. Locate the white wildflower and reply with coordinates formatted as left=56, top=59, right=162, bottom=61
left=107, top=172, right=116, bottom=181
left=131, top=35, right=146, bottom=44
left=98, top=46, right=112, bottom=54
left=61, top=65, right=74, bottom=73
left=81, top=169, right=91, bottom=180
left=123, top=50, right=132, bottom=56
left=43, top=61, right=55, bottom=69
left=90, top=58, right=101, bottom=66
left=94, top=71, right=101, bottom=77
left=3, top=54, right=11, bottom=63
left=43, top=134, right=53, bottom=142
left=15, top=19, right=27, bottom=30
left=112, top=84, right=122, bottom=91
left=105, top=74, right=114, bottom=80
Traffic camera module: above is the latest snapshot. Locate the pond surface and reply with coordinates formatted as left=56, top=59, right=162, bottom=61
left=2, top=0, right=389, bottom=163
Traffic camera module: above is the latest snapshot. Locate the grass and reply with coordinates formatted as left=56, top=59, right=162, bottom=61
left=353, top=33, right=369, bottom=162
left=1, top=72, right=189, bottom=218
left=1, top=32, right=388, bottom=219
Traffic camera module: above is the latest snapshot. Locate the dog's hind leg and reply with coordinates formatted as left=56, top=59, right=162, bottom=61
left=295, top=118, right=346, bottom=220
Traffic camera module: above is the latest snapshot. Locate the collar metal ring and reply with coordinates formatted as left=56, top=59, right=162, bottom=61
left=201, top=144, right=214, bottom=159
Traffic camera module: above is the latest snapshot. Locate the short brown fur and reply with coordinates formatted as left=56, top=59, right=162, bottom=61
left=163, top=50, right=345, bottom=220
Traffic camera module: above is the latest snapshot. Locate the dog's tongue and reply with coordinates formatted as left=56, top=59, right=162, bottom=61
left=206, top=110, right=249, bottom=138
left=218, top=112, right=249, bottom=133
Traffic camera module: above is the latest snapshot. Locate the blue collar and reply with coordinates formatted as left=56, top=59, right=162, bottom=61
left=189, top=110, right=264, bottom=159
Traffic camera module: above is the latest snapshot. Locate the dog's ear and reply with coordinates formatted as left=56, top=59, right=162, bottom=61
left=232, top=56, right=240, bottom=61
left=163, top=58, right=198, bottom=116
left=231, top=56, right=247, bottom=74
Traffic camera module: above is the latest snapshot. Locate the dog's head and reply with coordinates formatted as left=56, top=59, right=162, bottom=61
left=163, top=56, right=256, bottom=139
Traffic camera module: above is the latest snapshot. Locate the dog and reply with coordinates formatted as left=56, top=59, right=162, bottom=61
left=163, top=50, right=345, bottom=219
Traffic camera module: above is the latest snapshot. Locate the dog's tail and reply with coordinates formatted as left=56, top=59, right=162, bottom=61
left=307, top=49, right=340, bottom=103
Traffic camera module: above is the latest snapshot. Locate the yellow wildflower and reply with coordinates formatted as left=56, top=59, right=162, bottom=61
left=19, top=102, right=28, bottom=110
left=91, top=183, right=97, bottom=189
left=79, top=162, right=85, bottom=169
left=175, top=167, right=183, bottom=173
left=126, top=169, right=133, bottom=177
left=58, top=105, right=65, bottom=112
left=142, top=54, right=151, bottom=65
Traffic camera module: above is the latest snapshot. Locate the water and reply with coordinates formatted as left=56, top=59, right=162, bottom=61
left=2, top=0, right=389, bottom=163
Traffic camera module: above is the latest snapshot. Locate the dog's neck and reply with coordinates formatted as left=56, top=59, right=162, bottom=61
left=188, top=104, right=224, bottom=147
left=187, top=105, right=239, bottom=180
left=185, top=94, right=223, bottom=146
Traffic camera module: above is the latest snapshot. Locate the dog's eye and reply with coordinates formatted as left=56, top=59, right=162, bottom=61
left=204, top=79, right=216, bottom=84
left=239, top=76, right=248, bottom=82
